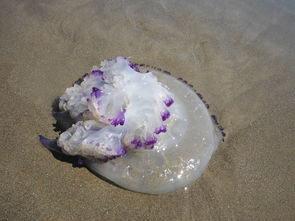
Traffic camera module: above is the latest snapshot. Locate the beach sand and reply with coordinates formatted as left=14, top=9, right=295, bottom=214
left=1, top=0, right=294, bottom=220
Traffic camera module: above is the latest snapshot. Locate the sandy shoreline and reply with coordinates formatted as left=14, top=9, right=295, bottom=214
left=1, top=0, right=294, bottom=220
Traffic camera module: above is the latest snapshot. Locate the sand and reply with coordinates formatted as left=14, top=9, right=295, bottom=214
left=1, top=0, right=294, bottom=220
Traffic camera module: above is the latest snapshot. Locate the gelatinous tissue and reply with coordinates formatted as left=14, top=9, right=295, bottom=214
left=40, top=56, right=223, bottom=194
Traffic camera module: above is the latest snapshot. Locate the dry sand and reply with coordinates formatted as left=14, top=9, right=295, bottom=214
left=1, top=0, right=294, bottom=220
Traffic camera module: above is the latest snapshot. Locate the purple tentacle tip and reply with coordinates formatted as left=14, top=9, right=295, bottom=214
left=91, top=69, right=104, bottom=79
left=91, top=87, right=103, bottom=98
left=131, top=138, right=143, bottom=148
left=144, top=137, right=157, bottom=149
left=145, top=136, right=157, bottom=146
left=161, top=110, right=170, bottom=121
left=154, top=125, right=167, bottom=134
left=164, top=97, right=174, bottom=107
left=39, top=135, right=61, bottom=153
left=109, top=109, right=125, bottom=126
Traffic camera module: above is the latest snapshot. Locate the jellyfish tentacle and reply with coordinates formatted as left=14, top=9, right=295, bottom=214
left=38, top=135, right=62, bottom=154
left=57, top=120, right=126, bottom=160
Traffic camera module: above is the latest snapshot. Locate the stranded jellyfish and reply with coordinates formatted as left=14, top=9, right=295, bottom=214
left=40, top=56, right=224, bottom=194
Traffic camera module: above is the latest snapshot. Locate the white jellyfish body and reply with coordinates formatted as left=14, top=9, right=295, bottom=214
left=45, top=56, right=222, bottom=194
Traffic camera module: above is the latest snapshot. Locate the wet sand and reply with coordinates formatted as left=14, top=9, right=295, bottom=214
left=1, top=0, right=294, bottom=220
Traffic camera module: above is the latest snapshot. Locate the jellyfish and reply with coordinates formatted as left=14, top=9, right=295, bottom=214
left=40, top=56, right=223, bottom=194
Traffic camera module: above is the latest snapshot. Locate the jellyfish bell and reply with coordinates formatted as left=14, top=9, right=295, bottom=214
left=86, top=68, right=221, bottom=194
left=40, top=56, right=223, bottom=194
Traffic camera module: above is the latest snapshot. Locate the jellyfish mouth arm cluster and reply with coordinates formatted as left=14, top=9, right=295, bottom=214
left=56, top=56, right=175, bottom=160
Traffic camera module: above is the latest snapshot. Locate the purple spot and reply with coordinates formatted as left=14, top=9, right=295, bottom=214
left=91, top=87, right=103, bottom=98
left=154, top=125, right=167, bottom=134
left=129, top=62, right=140, bottom=72
left=106, top=147, right=112, bottom=151
left=164, top=97, right=174, bottom=107
left=109, top=109, right=125, bottom=126
left=161, top=110, right=170, bottom=121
